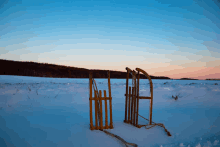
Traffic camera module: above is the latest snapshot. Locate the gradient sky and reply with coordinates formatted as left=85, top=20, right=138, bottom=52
left=1, top=0, right=220, bottom=79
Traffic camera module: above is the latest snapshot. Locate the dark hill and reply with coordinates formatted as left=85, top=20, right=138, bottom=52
left=0, top=59, right=171, bottom=79
left=180, top=78, right=199, bottom=80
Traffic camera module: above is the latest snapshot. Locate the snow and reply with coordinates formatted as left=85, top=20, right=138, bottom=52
left=0, top=75, right=220, bottom=147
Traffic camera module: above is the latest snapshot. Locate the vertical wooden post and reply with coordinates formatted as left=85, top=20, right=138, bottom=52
left=128, top=86, right=131, bottom=123
left=135, top=68, right=154, bottom=126
left=95, top=91, right=98, bottom=129
left=90, top=70, right=115, bottom=130
left=133, top=71, right=136, bottom=126
left=124, top=70, right=129, bottom=123
left=104, top=90, right=108, bottom=129
left=136, top=71, right=140, bottom=127
left=149, top=81, right=153, bottom=125
left=108, top=71, right=113, bottom=129
left=89, top=72, right=94, bottom=130
left=99, top=90, right=103, bottom=130
left=131, top=87, right=135, bottom=124
left=133, top=87, right=136, bottom=126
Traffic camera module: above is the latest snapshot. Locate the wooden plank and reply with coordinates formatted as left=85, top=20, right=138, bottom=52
left=95, top=91, right=98, bottom=130
left=128, top=86, right=131, bottom=122
left=133, top=77, right=136, bottom=126
left=135, top=68, right=153, bottom=125
left=138, top=96, right=151, bottom=99
left=126, top=67, right=133, bottom=73
left=89, top=72, right=94, bottom=130
left=124, top=94, right=151, bottom=99
left=149, top=94, right=153, bottom=125
left=99, top=90, right=103, bottom=130
left=108, top=71, right=113, bottom=129
left=124, top=70, right=129, bottom=123
left=136, top=71, right=140, bottom=127
left=131, top=87, right=134, bottom=124
left=104, top=90, right=108, bottom=129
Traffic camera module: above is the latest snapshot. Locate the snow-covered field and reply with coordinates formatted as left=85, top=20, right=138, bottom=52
left=0, top=75, right=220, bottom=147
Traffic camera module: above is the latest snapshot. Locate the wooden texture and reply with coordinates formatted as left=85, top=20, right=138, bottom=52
left=124, top=67, right=154, bottom=127
left=124, top=94, right=151, bottom=99
left=89, top=71, right=113, bottom=130
left=124, top=70, right=129, bottom=123
left=99, top=90, right=103, bottom=130
left=136, top=71, right=140, bottom=127
left=108, top=71, right=113, bottom=129
left=89, top=72, right=94, bottom=130
left=104, top=90, right=108, bottom=129
left=95, top=91, right=98, bottom=129
left=133, top=70, right=137, bottom=126
left=131, top=87, right=134, bottom=124
left=128, top=86, right=131, bottom=123
left=125, top=67, right=133, bottom=73
left=136, top=68, right=153, bottom=125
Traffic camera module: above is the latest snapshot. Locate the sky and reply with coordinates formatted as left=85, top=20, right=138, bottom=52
left=0, top=0, right=220, bottom=80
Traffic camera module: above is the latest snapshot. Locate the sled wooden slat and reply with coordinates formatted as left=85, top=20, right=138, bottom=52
left=124, top=70, right=129, bottom=123
left=108, top=71, right=113, bottom=129
left=124, top=94, right=151, bottom=99
left=124, top=67, right=154, bottom=127
left=128, top=87, right=131, bottom=123
left=104, top=90, right=108, bottom=129
left=99, top=90, right=103, bottom=130
left=89, top=71, right=113, bottom=130
left=95, top=91, right=98, bottom=130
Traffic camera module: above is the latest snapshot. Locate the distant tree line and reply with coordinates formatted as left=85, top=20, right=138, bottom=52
left=180, top=78, right=198, bottom=80
left=0, top=59, right=171, bottom=79
left=206, top=79, right=220, bottom=81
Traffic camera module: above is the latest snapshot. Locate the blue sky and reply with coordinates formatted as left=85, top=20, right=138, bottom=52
left=1, top=0, right=220, bottom=79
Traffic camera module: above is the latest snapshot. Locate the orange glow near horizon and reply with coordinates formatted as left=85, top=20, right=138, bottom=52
left=10, top=58, right=219, bottom=80
left=53, top=61, right=220, bottom=80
